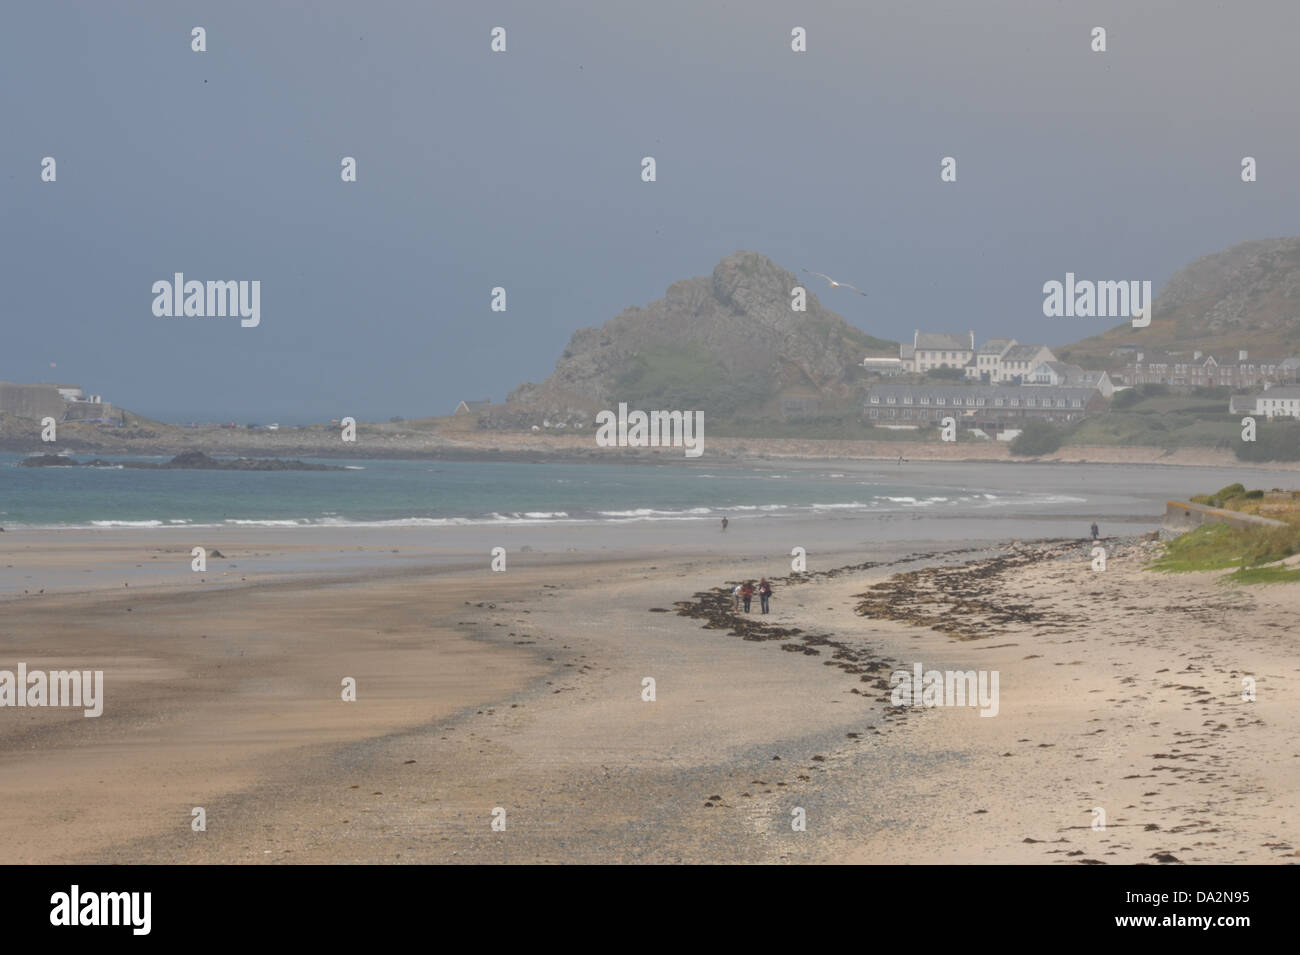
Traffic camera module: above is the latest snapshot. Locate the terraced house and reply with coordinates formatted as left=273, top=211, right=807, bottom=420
left=864, top=383, right=1108, bottom=426
left=1122, top=349, right=1295, bottom=389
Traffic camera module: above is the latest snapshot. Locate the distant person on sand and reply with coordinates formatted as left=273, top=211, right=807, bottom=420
left=741, top=581, right=754, bottom=613
left=758, top=578, right=772, bottom=614
left=721, top=516, right=728, bottom=532
left=1090, top=521, right=1100, bottom=541
left=732, top=583, right=742, bottom=611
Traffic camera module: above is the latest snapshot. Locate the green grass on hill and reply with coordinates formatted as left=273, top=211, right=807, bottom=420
left=1066, top=412, right=1237, bottom=449
left=1056, top=385, right=1299, bottom=461
left=615, top=344, right=778, bottom=417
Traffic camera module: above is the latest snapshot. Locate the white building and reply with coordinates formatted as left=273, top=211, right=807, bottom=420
left=1233, top=386, right=1300, bottom=419
left=862, top=353, right=906, bottom=375
left=1026, top=361, right=1115, bottom=398
left=909, top=330, right=975, bottom=374
left=994, top=344, right=1057, bottom=383
left=968, top=338, right=1016, bottom=380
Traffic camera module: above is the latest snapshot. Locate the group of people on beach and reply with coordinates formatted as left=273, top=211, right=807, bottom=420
left=720, top=517, right=773, bottom=612
left=731, top=578, right=773, bottom=614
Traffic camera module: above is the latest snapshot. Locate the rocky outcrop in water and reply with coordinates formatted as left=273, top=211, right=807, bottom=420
left=18, top=451, right=343, bottom=471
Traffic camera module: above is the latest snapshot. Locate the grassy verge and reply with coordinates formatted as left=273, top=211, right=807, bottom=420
left=1151, top=485, right=1300, bottom=582
left=1227, top=565, right=1300, bottom=585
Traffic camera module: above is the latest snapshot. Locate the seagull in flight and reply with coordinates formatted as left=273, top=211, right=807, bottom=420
left=802, top=269, right=867, bottom=296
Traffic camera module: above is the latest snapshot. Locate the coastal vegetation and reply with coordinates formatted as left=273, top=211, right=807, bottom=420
left=614, top=343, right=777, bottom=418
left=1008, top=420, right=1063, bottom=456
left=1152, top=485, right=1300, bottom=582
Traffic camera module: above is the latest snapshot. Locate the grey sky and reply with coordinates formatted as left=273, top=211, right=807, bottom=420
left=3, top=1, right=1297, bottom=422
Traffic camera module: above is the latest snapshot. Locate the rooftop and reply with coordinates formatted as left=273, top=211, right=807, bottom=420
left=1003, top=344, right=1050, bottom=361
left=977, top=338, right=1015, bottom=355
left=915, top=332, right=972, bottom=351
left=867, top=382, right=1102, bottom=401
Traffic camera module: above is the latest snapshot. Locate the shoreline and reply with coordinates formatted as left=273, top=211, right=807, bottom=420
left=2, top=527, right=1294, bottom=863
left=5, top=432, right=1300, bottom=470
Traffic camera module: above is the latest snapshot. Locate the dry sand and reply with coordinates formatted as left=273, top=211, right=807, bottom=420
left=0, top=529, right=1295, bottom=864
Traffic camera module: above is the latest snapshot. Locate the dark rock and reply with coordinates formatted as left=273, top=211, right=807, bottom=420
left=20, top=450, right=344, bottom=471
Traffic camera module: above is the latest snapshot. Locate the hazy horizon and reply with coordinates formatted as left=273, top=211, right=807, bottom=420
left=4, top=1, right=1299, bottom=423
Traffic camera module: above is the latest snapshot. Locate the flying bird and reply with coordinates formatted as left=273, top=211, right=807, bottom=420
left=802, top=269, right=867, bottom=296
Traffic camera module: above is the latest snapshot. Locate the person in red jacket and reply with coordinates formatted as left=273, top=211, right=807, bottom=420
left=741, top=581, right=755, bottom=613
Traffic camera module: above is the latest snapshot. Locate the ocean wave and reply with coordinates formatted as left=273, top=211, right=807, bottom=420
left=224, top=519, right=307, bottom=526
left=315, top=516, right=477, bottom=527
left=7, top=486, right=1091, bottom=529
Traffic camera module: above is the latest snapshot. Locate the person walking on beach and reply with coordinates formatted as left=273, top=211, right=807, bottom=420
left=758, top=578, right=772, bottom=614
left=732, top=582, right=742, bottom=611
left=741, top=581, right=754, bottom=613
left=1090, top=520, right=1100, bottom=541
left=721, top=516, right=728, bottom=532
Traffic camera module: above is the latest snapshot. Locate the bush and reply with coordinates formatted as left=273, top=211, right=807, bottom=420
left=925, top=366, right=967, bottom=381
left=1236, top=421, right=1300, bottom=462
left=1111, top=389, right=1141, bottom=410
left=1009, top=420, right=1063, bottom=456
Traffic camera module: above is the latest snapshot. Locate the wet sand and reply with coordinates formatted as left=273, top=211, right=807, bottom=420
left=1, top=521, right=1295, bottom=863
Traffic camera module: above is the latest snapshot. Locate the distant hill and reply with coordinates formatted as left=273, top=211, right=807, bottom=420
left=500, top=251, right=894, bottom=425
left=1058, top=237, right=1300, bottom=367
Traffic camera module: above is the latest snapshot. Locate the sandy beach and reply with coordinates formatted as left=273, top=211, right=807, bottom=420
left=2, top=495, right=1296, bottom=864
